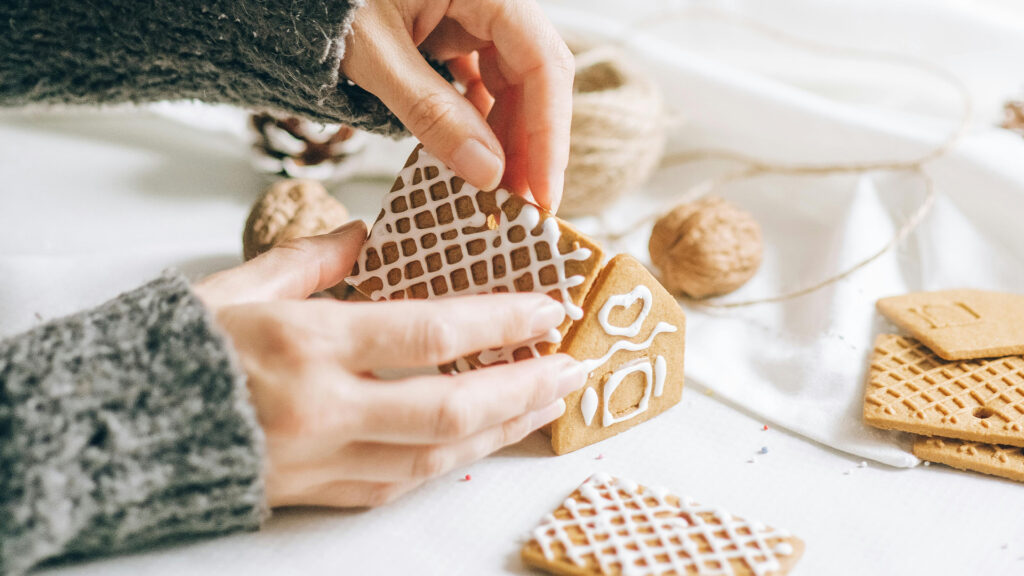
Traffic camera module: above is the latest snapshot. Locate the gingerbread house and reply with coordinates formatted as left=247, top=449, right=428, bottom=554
left=347, top=145, right=686, bottom=453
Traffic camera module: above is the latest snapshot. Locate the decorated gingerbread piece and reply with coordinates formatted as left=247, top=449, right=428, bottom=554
left=347, top=145, right=687, bottom=453
left=551, top=254, right=686, bottom=454
left=347, top=145, right=604, bottom=366
left=522, top=473, right=803, bottom=576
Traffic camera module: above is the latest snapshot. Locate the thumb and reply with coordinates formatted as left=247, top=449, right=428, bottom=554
left=345, top=26, right=504, bottom=191
left=197, top=220, right=368, bottom=307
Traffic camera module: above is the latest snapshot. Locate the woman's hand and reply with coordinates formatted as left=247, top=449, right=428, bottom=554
left=194, top=221, right=585, bottom=507
left=342, top=0, right=574, bottom=213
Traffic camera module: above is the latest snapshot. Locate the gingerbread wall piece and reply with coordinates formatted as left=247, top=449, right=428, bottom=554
left=521, top=473, right=804, bottom=576
left=346, top=145, right=604, bottom=365
left=863, top=334, right=1024, bottom=447
left=876, top=290, right=1024, bottom=360
left=552, top=254, right=686, bottom=454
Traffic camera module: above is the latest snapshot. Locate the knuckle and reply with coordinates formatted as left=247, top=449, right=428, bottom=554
left=413, top=316, right=460, bottom=364
left=365, top=483, right=404, bottom=508
left=502, top=413, right=533, bottom=446
left=411, top=446, right=449, bottom=480
left=434, top=393, right=472, bottom=440
left=406, top=92, right=458, bottom=141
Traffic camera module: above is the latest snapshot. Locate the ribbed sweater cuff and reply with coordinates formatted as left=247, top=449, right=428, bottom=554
left=0, top=273, right=266, bottom=575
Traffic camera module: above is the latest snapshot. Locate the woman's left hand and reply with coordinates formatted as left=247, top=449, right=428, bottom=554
left=341, top=0, right=574, bottom=213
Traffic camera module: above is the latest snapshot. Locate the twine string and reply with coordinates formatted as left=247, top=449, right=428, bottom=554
left=588, top=4, right=972, bottom=308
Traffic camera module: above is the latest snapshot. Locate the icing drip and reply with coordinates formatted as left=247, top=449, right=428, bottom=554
left=579, top=322, right=677, bottom=374
left=580, top=387, right=598, bottom=426
left=349, top=149, right=593, bottom=366
left=597, top=285, right=653, bottom=337
left=531, top=473, right=796, bottom=576
left=601, top=358, right=652, bottom=426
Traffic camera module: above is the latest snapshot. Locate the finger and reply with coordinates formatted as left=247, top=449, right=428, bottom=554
left=419, top=18, right=487, bottom=61
left=329, top=293, right=566, bottom=371
left=356, top=354, right=586, bottom=444
left=314, top=399, right=564, bottom=483
left=450, top=0, right=574, bottom=212
left=273, top=479, right=421, bottom=509
left=196, top=220, right=366, bottom=306
left=344, top=21, right=504, bottom=192
left=447, top=53, right=493, bottom=116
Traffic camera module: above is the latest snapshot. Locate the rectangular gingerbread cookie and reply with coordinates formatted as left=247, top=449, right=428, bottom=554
left=877, top=290, right=1024, bottom=361
left=913, top=436, right=1024, bottom=483
left=522, top=473, right=804, bottom=576
left=863, top=334, right=1024, bottom=447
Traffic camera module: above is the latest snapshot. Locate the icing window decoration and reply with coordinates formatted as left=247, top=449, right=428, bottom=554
left=529, top=474, right=799, bottom=576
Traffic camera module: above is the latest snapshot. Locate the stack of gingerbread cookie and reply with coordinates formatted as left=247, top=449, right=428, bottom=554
left=346, top=145, right=687, bottom=454
left=863, top=290, right=1024, bottom=482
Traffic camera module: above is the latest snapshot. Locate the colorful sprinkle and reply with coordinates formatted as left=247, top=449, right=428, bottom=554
left=595, top=453, right=604, bottom=460
left=759, top=446, right=769, bottom=455
left=762, top=425, right=769, bottom=431
left=462, top=474, right=472, bottom=482
left=858, top=461, right=867, bottom=468
left=747, top=457, right=757, bottom=464
left=923, top=461, right=931, bottom=467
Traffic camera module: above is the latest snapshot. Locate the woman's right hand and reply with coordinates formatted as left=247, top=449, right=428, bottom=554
left=194, top=221, right=586, bottom=508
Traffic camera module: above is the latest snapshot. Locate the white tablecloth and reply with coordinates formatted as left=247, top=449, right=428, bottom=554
left=4, top=0, right=1024, bottom=574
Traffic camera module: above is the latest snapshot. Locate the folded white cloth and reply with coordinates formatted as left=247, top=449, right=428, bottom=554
left=550, top=0, right=1024, bottom=467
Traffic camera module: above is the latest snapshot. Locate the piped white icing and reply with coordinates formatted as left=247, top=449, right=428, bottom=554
left=347, top=148, right=593, bottom=366
left=597, top=285, right=652, bottom=338
left=580, top=387, right=598, bottom=426
left=579, top=322, right=677, bottom=374
left=653, top=355, right=667, bottom=397
left=601, top=358, right=652, bottom=426
left=531, top=473, right=796, bottom=576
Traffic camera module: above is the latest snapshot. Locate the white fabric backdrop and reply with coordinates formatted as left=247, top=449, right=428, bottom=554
left=3, top=0, right=1024, bottom=574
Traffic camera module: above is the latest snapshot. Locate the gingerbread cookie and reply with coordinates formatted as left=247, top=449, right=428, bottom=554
left=913, top=436, right=1024, bottom=484
left=347, top=145, right=604, bottom=366
left=522, top=473, right=803, bottom=576
left=552, top=254, right=686, bottom=454
left=876, top=290, right=1024, bottom=361
left=863, top=334, right=1024, bottom=447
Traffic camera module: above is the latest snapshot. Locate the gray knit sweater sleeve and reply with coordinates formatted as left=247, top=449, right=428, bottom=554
left=0, top=0, right=404, bottom=134
left=0, top=273, right=266, bottom=575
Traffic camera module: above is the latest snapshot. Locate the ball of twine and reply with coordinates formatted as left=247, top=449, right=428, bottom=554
left=559, top=46, right=667, bottom=216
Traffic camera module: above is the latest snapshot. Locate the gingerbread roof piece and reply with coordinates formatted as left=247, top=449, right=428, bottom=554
left=347, top=145, right=604, bottom=365
left=522, top=473, right=804, bottom=576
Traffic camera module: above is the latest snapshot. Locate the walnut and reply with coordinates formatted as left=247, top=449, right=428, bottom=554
left=648, top=197, right=763, bottom=299
left=243, top=179, right=351, bottom=297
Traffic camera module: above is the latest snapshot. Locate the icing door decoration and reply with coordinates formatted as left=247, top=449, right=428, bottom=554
left=552, top=254, right=687, bottom=455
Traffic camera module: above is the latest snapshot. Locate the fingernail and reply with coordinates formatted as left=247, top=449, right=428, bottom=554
left=556, top=357, right=588, bottom=396
left=452, top=139, right=503, bottom=191
left=530, top=300, right=566, bottom=335
left=531, top=398, right=567, bottom=428
left=547, top=171, right=565, bottom=214
left=329, top=219, right=366, bottom=236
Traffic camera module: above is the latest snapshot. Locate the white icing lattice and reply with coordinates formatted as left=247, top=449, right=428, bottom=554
left=531, top=474, right=797, bottom=576
left=346, top=148, right=593, bottom=366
